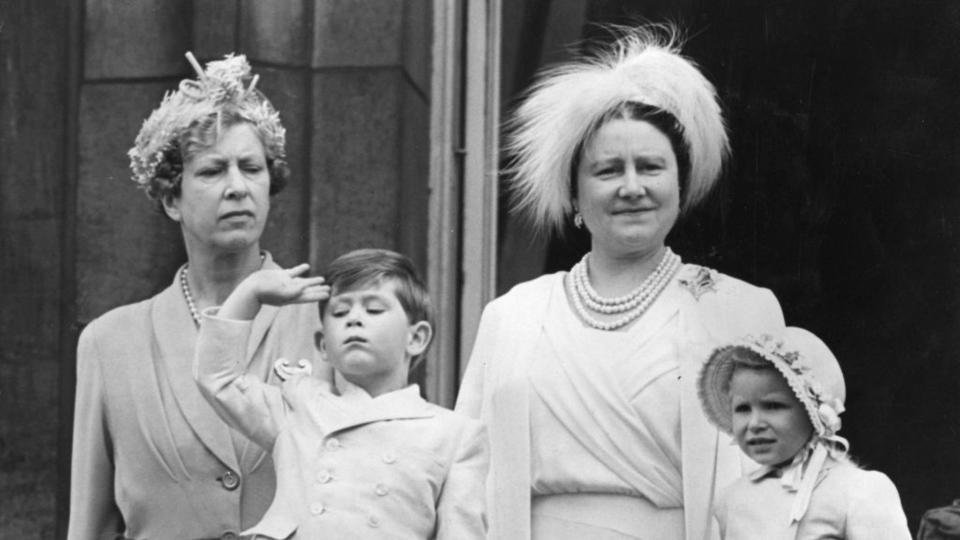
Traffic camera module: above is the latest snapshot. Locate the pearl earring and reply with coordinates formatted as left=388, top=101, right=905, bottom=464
left=574, top=213, right=584, bottom=229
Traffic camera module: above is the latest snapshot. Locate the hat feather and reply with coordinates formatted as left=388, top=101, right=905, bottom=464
left=505, top=26, right=729, bottom=234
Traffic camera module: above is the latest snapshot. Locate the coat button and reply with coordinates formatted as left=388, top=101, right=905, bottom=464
left=325, top=438, right=341, bottom=450
left=220, top=470, right=240, bottom=490
left=310, top=502, right=326, bottom=515
left=374, top=483, right=389, bottom=496
left=381, top=450, right=397, bottom=464
left=220, top=532, right=238, bottom=540
left=316, top=470, right=333, bottom=484
left=367, top=514, right=381, bottom=528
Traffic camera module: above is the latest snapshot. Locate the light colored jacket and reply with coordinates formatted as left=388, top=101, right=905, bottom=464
left=68, top=254, right=324, bottom=540
left=455, top=265, right=785, bottom=540
left=715, top=456, right=912, bottom=540
left=195, top=314, right=489, bottom=540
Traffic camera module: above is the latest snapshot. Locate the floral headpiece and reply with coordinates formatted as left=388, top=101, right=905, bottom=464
left=504, top=25, right=729, bottom=234
left=127, top=52, right=286, bottom=198
left=698, top=327, right=847, bottom=449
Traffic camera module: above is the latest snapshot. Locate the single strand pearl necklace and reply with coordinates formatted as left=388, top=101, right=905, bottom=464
left=180, top=253, right=266, bottom=327
left=569, top=248, right=681, bottom=331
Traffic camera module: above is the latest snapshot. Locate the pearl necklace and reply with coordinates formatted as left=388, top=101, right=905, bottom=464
left=568, top=248, right=681, bottom=331
left=180, top=253, right=266, bottom=327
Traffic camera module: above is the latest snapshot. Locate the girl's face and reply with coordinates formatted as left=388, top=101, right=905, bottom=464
left=729, top=367, right=814, bottom=466
left=163, top=122, right=271, bottom=253
left=575, top=118, right=680, bottom=260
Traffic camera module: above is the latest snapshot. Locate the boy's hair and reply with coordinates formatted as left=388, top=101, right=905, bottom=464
left=320, top=247, right=433, bottom=329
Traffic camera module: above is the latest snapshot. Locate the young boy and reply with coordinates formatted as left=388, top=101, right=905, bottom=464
left=194, top=249, right=488, bottom=539
left=697, top=327, right=910, bottom=540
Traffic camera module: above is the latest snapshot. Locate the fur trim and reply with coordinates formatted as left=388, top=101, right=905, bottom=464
left=505, top=25, right=729, bottom=233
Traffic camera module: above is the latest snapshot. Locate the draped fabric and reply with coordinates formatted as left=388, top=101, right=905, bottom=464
left=529, top=276, right=683, bottom=509
left=456, top=264, right=786, bottom=540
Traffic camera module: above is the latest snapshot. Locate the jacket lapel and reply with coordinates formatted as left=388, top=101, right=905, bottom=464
left=324, top=384, right=435, bottom=435
left=153, top=274, right=240, bottom=472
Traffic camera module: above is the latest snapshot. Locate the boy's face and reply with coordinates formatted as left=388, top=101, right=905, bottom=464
left=317, top=279, right=430, bottom=397
left=729, top=368, right=813, bottom=467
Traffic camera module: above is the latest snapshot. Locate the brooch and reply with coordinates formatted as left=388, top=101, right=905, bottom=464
left=678, top=266, right=718, bottom=300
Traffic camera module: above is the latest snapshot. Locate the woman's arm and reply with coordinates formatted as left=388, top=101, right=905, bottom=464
left=67, top=323, right=123, bottom=540
left=435, top=420, right=489, bottom=540
left=453, top=303, right=499, bottom=418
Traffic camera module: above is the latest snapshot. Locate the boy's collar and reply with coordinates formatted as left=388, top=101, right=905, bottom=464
left=333, top=371, right=423, bottom=404
left=322, top=374, right=433, bottom=435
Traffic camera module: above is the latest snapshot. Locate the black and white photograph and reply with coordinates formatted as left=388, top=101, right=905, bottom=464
left=2, top=1, right=959, bottom=539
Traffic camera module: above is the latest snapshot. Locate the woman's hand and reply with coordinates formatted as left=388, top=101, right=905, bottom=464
left=219, top=264, right=329, bottom=321
left=250, top=264, right=330, bottom=306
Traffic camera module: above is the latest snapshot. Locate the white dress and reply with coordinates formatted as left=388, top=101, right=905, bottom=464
left=456, top=263, right=786, bottom=540
left=528, top=275, right=684, bottom=539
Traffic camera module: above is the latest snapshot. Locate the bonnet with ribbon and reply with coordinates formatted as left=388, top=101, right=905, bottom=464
left=698, top=327, right=848, bottom=525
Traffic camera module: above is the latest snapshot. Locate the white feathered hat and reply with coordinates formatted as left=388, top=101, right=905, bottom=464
left=505, top=26, right=729, bottom=234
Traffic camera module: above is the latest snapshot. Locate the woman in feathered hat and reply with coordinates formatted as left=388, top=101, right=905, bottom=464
left=68, top=53, right=329, bottom=540
left=456, top=27, right=786, bottom=540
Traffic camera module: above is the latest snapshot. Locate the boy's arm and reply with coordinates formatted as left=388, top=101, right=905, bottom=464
left=435, top=420, right=489, bottom=540
left=193, top=264, right=329, bottom=450
left=194, top=313, right=289, bottom=451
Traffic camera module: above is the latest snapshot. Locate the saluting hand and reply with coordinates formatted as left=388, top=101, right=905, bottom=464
left=251, top=264, right=330, bottom=306
left=219, top=263, right=330, bottom=321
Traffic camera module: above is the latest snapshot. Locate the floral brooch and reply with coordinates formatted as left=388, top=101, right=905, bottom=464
left=679, top=265, right=719, bottom=300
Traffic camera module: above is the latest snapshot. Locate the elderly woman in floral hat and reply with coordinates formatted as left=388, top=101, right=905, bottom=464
left=68, top=53, right=328, bottom=540
left=698, top=327, right=911, bottom=539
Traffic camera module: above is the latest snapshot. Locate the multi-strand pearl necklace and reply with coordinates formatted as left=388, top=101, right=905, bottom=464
left=569, top=248, right=681, bottom=331
left=180, top=253, right=266, bottom=327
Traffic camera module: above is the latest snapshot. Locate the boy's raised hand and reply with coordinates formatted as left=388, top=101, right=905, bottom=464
left=219, top=263, right=330, bottom=321
left=252, top=264, right=330, bottom=306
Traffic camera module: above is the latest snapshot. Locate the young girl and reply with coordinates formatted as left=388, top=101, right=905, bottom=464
left=698, top=327, right=912, bottom=539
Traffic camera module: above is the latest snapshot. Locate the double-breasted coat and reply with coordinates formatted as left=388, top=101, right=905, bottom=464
left=68, top=254, right=325, bottom=540
left=194, top=313, right=489, bottom=540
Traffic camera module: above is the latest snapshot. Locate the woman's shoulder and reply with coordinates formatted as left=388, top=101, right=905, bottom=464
left=487, top=272, right=564, bottom=310
left=675, top=263, right=784, bottom=335
left=676, top=263, right=774, bottom=299
left=81, top=293, right=159, bottom=338
left=76, top=291, right=167, bottom=373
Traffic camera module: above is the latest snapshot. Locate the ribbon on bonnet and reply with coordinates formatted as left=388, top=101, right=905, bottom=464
left=698, top=327, right=848, bottom=525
